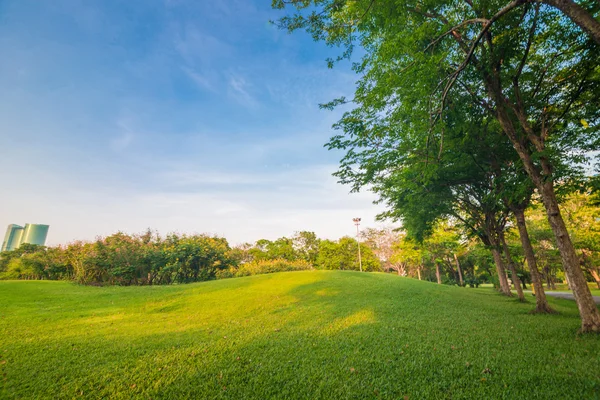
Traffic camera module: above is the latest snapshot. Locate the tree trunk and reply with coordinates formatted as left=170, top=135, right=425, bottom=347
left=542, top=0, right=600, bottom=45
left=514, top=208, right=555, bottom=313
left=590, top=269, right=600, bottom=290
left=582, top=250, right=600, bottom=290
left=540, top=182, right=600, bottom=332
left=436, top=263, right=442, bottom=284
left=491, top=246, right=512, bottom=296
left=453, top=253, right=464, bottom=287
left=499, top=230, right=526, bottom=302
left=417, top=266, right=422, bottom=281
left=400, top=263, right=407, bottom=276
left=545, top=267, right=556, bottom=290
left=487, top=64, right=600, bottom=331
left=565, top=273, right=572, bottom=290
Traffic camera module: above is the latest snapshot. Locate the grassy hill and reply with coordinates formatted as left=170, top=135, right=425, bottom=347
left=1, top=271, right=599, bottom=399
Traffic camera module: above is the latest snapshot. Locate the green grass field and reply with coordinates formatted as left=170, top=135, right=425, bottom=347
left=1, top=271, right=599, bottom=399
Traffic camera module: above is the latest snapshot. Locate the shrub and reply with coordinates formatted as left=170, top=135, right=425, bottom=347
left=489, top=274, right=500, bottom=289
left=215, top=267, right=237, bottom=280
left=442, top=277, right=457, bottom=286
left=218, top=259, right=313, bottom=279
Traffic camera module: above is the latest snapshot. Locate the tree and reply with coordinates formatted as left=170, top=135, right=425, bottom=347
left=293, top=231, right=321, bottom=264
left=538, top=0, right=600, bottom=45
left=359, top=106, right=522, bottom=297
left=423, top=222, right=462, bottom=285
left=525, top=201, right=567, bottom=290
left=275, top=0, right=600, bottom=331
left=361, top=227, right=400, bottom=272
left=499, top=173, right=555, bottom=312
left=316, top=237, right=381, bottom=271
left=249, top=237, right=299, bottom=262
left=561, top=190, right=600, bottom=289
left=390, top=233, right=425, bottom=279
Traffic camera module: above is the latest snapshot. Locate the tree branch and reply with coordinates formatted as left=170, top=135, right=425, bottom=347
left=514, top=4, right=539, bottom=86
left=440, top=0, right=528, bottom=112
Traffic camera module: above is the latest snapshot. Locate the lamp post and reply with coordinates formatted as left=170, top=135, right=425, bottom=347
left=353, top=217, right=362, bottom=272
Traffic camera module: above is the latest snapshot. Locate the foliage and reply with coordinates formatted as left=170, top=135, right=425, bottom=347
left=389, top=232, right=423, bottom=277
left=231, top=231, right=320, bottom=265
left=2, top=192, right=598, bottom=290
left=316, top=237, right=381, bottom=271
left=562, top=190, right=600, bottom=287
left=274, top=0, right=600, bottom=328
left=217, top=259, right=313, bottom=279
left=0, top=231, right=236, bottom=286
left=248, top=237, right=298, bottom=262
left=360, top=227, right=401, bottom=273
left=293, top=231, right=321, bottom=264
left=0, top=229, right=388, bottom=285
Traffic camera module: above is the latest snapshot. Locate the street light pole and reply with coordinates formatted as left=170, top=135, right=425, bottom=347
left=353, top=217, right=362, bottom=272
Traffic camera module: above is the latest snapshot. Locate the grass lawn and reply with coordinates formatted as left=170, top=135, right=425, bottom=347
left=1, top=271, right=599, bottom=399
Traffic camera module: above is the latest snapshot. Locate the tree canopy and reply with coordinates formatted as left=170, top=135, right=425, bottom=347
left=274, top=0, right=600, bottom=331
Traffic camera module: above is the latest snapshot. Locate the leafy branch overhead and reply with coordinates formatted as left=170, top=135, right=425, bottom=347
left=275, top=0, right=600, bottom=331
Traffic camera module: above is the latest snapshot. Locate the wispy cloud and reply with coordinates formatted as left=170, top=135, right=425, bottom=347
left=0, top=0, right=386, bottom=247
left=110, top=131, right=134, bottom=152
left=173, top=27, right=231, bottom=66
left=227, top=72, right=258, bottom=108
left=181, top=66, right=215, bottom=91
left=110, top=118, right=136, bottom=152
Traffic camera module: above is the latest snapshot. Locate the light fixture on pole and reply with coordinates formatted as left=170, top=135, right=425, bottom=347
left=352, top=217, right=363, bottom=272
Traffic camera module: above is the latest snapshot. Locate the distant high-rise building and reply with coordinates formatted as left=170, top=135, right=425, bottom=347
left=21, top=224, right=49, bottom=247
left=1, top=223, right=49, bottom=251
left=1, top=224, right=24, bottom=252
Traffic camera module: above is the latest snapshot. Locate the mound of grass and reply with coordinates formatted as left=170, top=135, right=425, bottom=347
left=1, top=271, right=599, bottom=399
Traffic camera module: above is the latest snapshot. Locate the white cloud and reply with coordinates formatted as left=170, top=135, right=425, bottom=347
left=227, top=73, right=258, bottom=108
left=110, top=132, right=134, bottom=152
left=182, top=66, right=215, bottom=91
left=0, top=0, right=392, bottom=249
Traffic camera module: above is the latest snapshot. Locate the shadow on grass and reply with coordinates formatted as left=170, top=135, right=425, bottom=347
left=2, top=272, right=599, bottom=400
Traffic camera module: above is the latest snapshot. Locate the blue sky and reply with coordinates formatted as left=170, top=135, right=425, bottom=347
left=0, top=0, right=387, bottom=245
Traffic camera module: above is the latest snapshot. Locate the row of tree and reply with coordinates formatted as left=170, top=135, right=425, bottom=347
left=0, top=230, right=380, bottom=285
left=274, top=0, right=600, bottom=331
left=2, top=190, right=596, bottom=290
left=232, top=232, right=381, bottom=271
left=364, top=192, right=600, bottom=290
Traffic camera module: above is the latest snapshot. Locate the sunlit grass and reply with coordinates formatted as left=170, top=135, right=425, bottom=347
left=1, top=271, right=599, bottom=399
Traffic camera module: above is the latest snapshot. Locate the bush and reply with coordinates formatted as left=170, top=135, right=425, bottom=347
left=218, top=259, right=313, bottom=279
left=215, top=267, right=237, bottom=279
left=464, top=274, right=480, bottom=288
left=489, top=274, right=500, bottom=289
left=442, top=277, right=457, bottom=286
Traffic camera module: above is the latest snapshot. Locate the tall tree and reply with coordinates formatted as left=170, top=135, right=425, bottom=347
left=275, top=0, right=600, bottom=332
left=293, top=231, right=321, bottom=264
left=361, top=227, right=401, bottom=272
left=390, top=232, right=426, bottom=278
left=317, top=237, right=381, bottom=271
